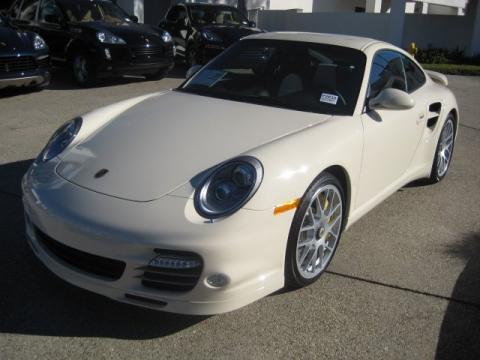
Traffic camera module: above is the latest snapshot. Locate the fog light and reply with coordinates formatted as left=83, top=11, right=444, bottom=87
left=104, top=48, right=112, bottom=60
left=206, top=274, right=229, bottom=288
left=149, top=256, right=201, bottom=269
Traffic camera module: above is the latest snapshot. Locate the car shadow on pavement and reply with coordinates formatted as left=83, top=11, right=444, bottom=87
left=435, top=232, right=480, bottom=359
left=0, top=159, right=207, bottom=340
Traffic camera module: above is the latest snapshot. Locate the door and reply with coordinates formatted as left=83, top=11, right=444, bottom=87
left=357, top=50, right=427, bottom=207
left=36, top=0, right=70, bottom=62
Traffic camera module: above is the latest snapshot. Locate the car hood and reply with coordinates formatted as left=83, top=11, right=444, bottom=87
left=198, top=24, right=262, bottom=45
left=80, top=21, right=163, bottom=44
left=0, top=26, right=35, bottom=53
left=57, top=91, right=331, bottom=202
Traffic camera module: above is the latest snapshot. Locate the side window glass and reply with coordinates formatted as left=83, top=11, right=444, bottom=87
left=166, top=6, right=180, bottom=22
left=20, top=0, right=39, bottom=21
left=368, top=50, right=407, bottom=99
left=38, top=0, right=61, bottom=23
left=8, top=0, right=23, bottom=19
left=402, top=56, right=426, bottom=93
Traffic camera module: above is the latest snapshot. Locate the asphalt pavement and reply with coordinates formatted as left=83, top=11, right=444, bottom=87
left=0, top=69, right=479, bottom=359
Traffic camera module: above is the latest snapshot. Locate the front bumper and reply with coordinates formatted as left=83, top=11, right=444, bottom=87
left=22, top=161, right=292, bottom=315
left=93, top=43, right=175, bottom=77
left=0, top=62, right=51, bottom=89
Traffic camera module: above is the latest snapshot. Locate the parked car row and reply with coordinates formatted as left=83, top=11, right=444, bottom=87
left=0, top=0, right=262, bottom=91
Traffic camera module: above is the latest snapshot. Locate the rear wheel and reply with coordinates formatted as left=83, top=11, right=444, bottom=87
left=285, top=173, right=345, bottom=288
left=429, top=115, right=455, bottom=183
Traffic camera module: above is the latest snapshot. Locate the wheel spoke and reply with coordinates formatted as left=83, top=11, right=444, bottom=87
left=295, top=184, right=343, bottom=279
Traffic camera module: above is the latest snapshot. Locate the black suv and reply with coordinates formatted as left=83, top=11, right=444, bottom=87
left=160, top=3, right=263, bottom=66
left=7, top=0, right=175, bottom=85
left=0, top=14, right=50, bottom=90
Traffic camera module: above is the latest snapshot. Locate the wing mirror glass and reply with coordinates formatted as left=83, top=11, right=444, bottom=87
left=186, top=64, right=202, bottom=79
left=369, top=88, right=415, bottom=111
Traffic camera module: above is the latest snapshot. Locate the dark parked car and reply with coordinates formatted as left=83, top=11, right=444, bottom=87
left=0, top=14, right=50, bottom=90
left=159, top=3, right=263, bottom=66
left=7, top=0, right=175, bottom=85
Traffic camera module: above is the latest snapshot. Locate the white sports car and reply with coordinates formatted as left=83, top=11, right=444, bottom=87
left=23, top=32, right=458, bottom=315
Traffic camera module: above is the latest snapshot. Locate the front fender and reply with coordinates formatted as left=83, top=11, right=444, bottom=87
left=245, top=115, right=364, bottom=218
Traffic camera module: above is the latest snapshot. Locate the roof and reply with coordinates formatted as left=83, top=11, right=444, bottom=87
left=245, top=32, right=383, bottom=51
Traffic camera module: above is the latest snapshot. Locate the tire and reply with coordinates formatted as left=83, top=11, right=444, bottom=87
left=285, top=172, right=345, bottom=288
left=145, top=67, right=169, bottom=80
left=185, top=45, right=199, bottom=68
left=429, top=115, right=456, bottom=184
left=72, top=51, right=96, bottom=86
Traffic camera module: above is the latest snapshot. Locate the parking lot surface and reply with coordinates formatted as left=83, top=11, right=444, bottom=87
left=0, top=70, right=479, bottom=359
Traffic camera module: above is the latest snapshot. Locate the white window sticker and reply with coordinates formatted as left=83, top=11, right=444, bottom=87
left=320, top=93, right=338, bottom=105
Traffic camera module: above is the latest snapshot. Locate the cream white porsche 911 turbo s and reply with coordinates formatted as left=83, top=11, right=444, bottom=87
left=23, top=32, right=458, bottom=315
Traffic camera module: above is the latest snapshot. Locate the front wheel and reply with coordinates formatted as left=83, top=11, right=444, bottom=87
left=429, top=116, right=456, bottom=183
left=72, top=52, right=96, bottom=86
left=285, top=173, right=345, bottom=288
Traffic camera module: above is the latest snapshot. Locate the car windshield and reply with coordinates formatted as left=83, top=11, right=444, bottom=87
left=189, top=5, right=249, bottom=26
left=180, top=39, right=366, bottom=116
left=58, top=0, right=130, bottom=23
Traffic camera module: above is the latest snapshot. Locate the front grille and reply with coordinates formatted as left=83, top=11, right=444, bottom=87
left=139, top=250, right=203, bottom=292
left=131, top=46, right=165, bottom=63
left=0, top=56, right=37, bottom=74
left=34, top=227, right=126, bottom=280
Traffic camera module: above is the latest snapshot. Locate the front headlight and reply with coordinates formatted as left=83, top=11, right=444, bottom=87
left=201, top=30, right=223, bottom=43
left=33, top=34, right=47, bottom=50
left=96, top=31, right=126, bottom=44
left=38, top=117, right=82, bottom=162
left=194, top=156, right=263, bottom=218
left=161, top=31, right=173, bottom=43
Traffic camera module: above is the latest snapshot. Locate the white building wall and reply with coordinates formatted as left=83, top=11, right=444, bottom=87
left=257, top=9, right=471, bottom=50
left=268, top=0, right=313, bottom=11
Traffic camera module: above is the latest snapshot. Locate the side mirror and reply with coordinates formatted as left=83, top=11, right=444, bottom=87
left=186, top=65, right=202, bottom=79
left=368, top=88, right=415, bottom=111
left=129, top=15, right=139, bottom=23
left=248, top=20, right=256, bottom=28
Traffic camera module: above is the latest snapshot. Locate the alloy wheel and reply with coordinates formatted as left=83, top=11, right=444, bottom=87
left=296, top=184, right=343, bottom=279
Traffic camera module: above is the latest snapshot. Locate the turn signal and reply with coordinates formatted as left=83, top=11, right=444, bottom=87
left=273, top=198, right=301, bottom=215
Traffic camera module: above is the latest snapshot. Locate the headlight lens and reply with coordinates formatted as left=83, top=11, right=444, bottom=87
left=202, top=30, right=222, bottom=43
left=96, top=31, right=126, bottom=44
left=38, top=117, right=82, bottom=162
left=33, top=34, right=47, bottom=50
left=194, top=157, right=263, bottom=218
left=161, top=31, right=173, bottom=43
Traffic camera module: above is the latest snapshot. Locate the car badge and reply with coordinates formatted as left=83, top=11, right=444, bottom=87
left=94, top=169, right=109, bottom=178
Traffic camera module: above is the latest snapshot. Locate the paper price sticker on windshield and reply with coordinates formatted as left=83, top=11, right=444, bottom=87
left=320, top=93, right=339, bottom=105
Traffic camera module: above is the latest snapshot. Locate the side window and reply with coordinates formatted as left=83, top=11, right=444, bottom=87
left=368, top=50, right=407, bottom=99
left=402, top=56, right=426, bottom=93
left=9, top=0, right=24, bottom=19
left=38, top=0, right=61, bottom=23
left=166, top=6, right=186, bottom=23
left=19, top=0, right=39, bottom=21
